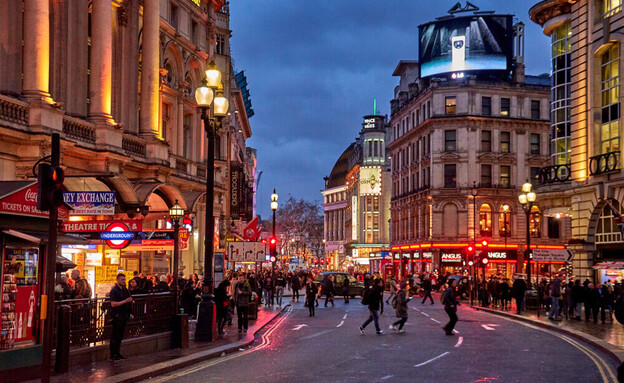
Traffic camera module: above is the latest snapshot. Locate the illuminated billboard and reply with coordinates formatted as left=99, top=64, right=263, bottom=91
left=419, top=15, right=513, bottom=78
left=359, top=167, right=382, bottom=195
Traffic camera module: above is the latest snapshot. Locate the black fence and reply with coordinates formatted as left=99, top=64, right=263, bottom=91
left=52, top=292, right=175, bottom=349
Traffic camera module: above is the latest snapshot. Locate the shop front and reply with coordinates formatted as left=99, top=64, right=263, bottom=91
left=594, top=261, right=624, bottom=283
left=439, top=250, right=465, bottom=275
left=484, top=249, right=518, bottom=280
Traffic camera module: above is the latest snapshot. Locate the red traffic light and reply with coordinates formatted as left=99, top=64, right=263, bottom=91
left=467, top=246, right=473, bottom=252
left=481, top=240, right=488, bottom=247
left=482, top=258, right=489, bottom=265
left=270, top=238, right=277, bottom=245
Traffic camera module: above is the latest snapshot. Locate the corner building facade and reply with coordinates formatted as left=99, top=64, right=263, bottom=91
left=531, top=0, right=624, bottom=283
left=388, top=59, right=571, bottom=280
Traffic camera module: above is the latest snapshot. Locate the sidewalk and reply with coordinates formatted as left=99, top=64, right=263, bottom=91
left=472, top=301, right=624, bottom=364
left=36, top=304, right=287, bottom=383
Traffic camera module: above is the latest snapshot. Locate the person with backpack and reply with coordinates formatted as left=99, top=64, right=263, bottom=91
left=305, top=275, right=317, bottom=317
left=359, top=278, right=384, bottom=335
left=442, top=278, right=459, bottom=336
left=342, top=275, right=350, bottom=304
left=389, top=282, right=410, bottom=334
left=386, top=276, right=398, bottom=304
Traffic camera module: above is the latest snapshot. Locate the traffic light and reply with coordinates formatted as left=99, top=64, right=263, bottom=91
left=269, top=237, right=277, bottom=256
left=37, top=163, right=65, bottom=211
left=480, top=240, right=489, bottom=267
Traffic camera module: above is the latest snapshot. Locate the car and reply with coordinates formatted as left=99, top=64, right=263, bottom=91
left=313, top=272, right=365, bottom=298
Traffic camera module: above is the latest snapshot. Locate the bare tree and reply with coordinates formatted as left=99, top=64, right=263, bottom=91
left=272, top=196, right=324, bottom=264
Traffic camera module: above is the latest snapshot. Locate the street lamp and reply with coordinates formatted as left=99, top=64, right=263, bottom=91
left=195, top=60, right=228, bottom=342
left=471, top=181, right=478, bottom=305
left=518, top=181, right=537, bottom=288
left=169, top=200, right=184, bottom=314
left=271, top=189, right=278, bottom=272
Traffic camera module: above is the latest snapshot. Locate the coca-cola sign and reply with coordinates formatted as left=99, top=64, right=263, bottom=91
left=0, top=183, right=68, bottom=219
left=24, top=188, right=37, bottom=203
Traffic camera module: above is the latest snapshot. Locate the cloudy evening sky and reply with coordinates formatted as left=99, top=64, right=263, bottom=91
left=228, top=1, right=551, bottom=219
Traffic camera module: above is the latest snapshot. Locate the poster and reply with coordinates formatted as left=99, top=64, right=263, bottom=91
left=95, top=266, right=118, bottom=283
left=4, top=247, right=38, bottom=286
left=13, top=286, right=37, bottom=342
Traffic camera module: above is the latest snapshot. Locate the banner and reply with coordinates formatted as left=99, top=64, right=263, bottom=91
left=63, top=191, right=115, bottom=215
left=0, top=183, right=69, bottom=219
left=230, top=163, right=242, bottom=220
left=359, top=167, right=382, bottom=195
left=62, top=220, right=142, bottom=233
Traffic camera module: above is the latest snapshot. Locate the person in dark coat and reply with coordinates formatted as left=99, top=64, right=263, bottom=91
left=512, top=277, right=527, bottom=314
left=442, top=278, right=459, bottom=335
left=342, top=275, right=350, bottom=303
left=154, top=275, right=170, bottom=293
left=585, top=283, right=601, bottom=323
left=109, top=274, right=133, bottom=360
left=214, top=280, right=230, bottom=335
left=389, top=282, right=410, bottom=333
left=291, top=273, right=301, bottom=302
left=180, top=281, right=199, bottom=319
left=324, top=275, right=335, bottom=307
left=305, top=276, right=317, bottom=316
left=359, top=278, right=384, bottom=335
left=572, top=279, right=585, bottom=320
left=421, top=276, right=434, bottom=305
left=499, top=278, right=511, bottom=310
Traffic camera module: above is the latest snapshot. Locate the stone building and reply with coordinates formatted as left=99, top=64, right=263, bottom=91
left=322, top=114, right=391, bottom=272
left=0, top=0, right=255, bottom=281
left=387, top=21, right=571, bottom=280
left=530, top=0, right=624, bottom=283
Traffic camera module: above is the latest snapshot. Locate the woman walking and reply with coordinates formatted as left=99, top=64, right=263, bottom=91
left=389, top=282, right=410, bottom=333
left=305, top=276, right=318, bottom=316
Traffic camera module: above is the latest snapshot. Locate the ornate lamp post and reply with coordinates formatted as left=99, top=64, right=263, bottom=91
left=471, top=181, right=478, bottom=304
left=169, top=199, right=185, bottom=314
left=271, top=189, right=278, bottom=272
left=194, top=61, right=228, bottom=342
left=518, top=181, right=537, bottom=287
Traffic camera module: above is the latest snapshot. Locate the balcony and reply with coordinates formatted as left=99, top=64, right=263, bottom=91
left=63, top=116, right=96, bottom=144
left=0, top=94, right=28, bottom=125
left=122, top=135, right=147, bottom=158
left=589, top=151, right=619, bottom=176
left=538, top=164, right=571, bottom=184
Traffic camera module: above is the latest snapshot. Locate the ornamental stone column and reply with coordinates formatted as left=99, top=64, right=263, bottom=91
left=23, top=0, right=51, bottom=101
left=140, top=0, right=160, bottom=137
left=89, top=0, right=113, bottom=121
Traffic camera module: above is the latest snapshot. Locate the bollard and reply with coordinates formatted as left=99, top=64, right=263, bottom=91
left=171, top=313, right=189, bottom=349
left=55, top=305, right=71, bottom=373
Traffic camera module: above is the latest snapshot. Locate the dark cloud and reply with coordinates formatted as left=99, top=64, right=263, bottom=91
left=229, top=1, right=551, bottom=218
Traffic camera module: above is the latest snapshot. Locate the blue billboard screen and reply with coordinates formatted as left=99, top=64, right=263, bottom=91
left=419, top=15, right=513, bottom=78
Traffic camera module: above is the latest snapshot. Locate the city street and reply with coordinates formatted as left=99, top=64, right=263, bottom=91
left=145, top=294, right=619, bottom=383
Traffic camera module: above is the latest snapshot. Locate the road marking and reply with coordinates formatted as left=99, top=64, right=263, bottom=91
left=421, top=312, right=429, bottom=317
left=481, top=324, right=496, bottom=331
left=414, top=351, right=450, bottom=368
left=452, top=330, right=459, bottom=334
left=343, top=313, right=348, bottom=320
left=455, top=336, right=463, bottom=348
left=430, top=318, right=441, bottom=324
left=411, top=307, right=420, bottom=311
left=380, top=375, right=394, bottom=380
left=292, top=324, right=308, bottom=331
left=337, top=320, right=344, bottom=327
left=148, top=306, right=293, bottom=382
left=302, top=329, right=334, bottom=339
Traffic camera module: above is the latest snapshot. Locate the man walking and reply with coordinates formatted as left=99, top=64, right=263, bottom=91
left=549, top=275, right=562, bottom=321
left=512, top=276, right=527, bottom=314
left=291, top=273, right=301, bottom=302
left=389, top=282, right=410, bottom=333
left=386, top=276, right=398, bottom=304
left=275, top=272, right=286, bottom=306
left=235, top=274, right=251, bottom=333
left=421, top=275, right=434, bottom=305
left=109, top=273, right=133, bottom=361
left=442, top=278, right=459, bottom=335
left=359, top=278, right=384, bottom=335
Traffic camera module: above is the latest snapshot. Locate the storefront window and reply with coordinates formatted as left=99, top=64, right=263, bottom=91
left=479, top=204, right=492, bottom=236
left=529, top=206, right=541, bottom=238
left=499, top=204, right=511, bottom=237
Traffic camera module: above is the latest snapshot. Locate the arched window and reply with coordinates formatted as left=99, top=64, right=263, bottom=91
left=596, top=202, right=624, bottom=243
left=479, top=204, right=492, bottom=237
left=164, top=62, right=175, bottom=86
left=443, top=203, right=458, bottom=238
left=499, top=204, right=511, bottom=237
left=529, top=206, right=541, bottom=238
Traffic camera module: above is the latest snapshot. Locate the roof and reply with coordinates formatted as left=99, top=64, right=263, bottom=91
left=524, top=74, right=551, bottom=86
left=392, top=60, right=419, bottom=76
left=326, top=143, right=356, bottom=189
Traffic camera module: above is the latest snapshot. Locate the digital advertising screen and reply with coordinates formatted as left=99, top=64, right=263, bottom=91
left=419, top=15, right=513, bottom=78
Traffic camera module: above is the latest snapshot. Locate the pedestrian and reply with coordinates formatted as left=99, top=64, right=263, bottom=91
left=373, top=273, right=384, bottom=314
left=442, top=278, right=459, bottom=336
left=263, top=275, right=273, bottom=307
left=359, top=278, right=384, bottom=335
left=500, top=278, right=510, bottom=310
left=512, top=276, right=527, bottom=314
left=585, top=283, right=600, bottom=323
left=215, top=280, right=230, bottom=335
left=421, top=276, right=434, bottom=305
left=291, top=273, right=301, bottom=302
left=235, top=274, right=251, bottom=333
left=389, top=282, right=410, bottom=334
left=549, top=275, right=562, bottom=321
left=324, top=275, right=335, bottom=307
left=572, top=279, right=584, bottom=320
left=109, top=273, right=133, bottom=361
left=386, top=276, right=398, bottom=304
left=305, top=276, right=317, bottom=317
left=70, top=269, right=92, bottom=299
left=154, top=275, right=170, bottom=293
left=342, top=275, right=350, bottom=304
left=275, top=272, right=286, bottom=306
left=177, top=271, right=187, bottom=291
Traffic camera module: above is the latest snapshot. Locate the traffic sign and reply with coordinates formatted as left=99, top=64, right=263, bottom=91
left=105, top=222, right=133, bottom=249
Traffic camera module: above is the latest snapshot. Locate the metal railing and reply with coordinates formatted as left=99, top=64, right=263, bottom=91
left=538, top=164, right=571, bottom=184
left=53, top=292, right=175, bottom=349
left=589, top=151, right=620, bottom=176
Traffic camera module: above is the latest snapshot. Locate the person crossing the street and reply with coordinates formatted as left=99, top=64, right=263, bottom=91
left=359, top=278, right=384, bottom=335
left=386, top=276, right=398, bottom=304
left=305, top=275, right=317, bottom=317
left=389, top=282, right=410, bottom=333
left=421, top=275, right=434, bottom=305
left=442, top=278, right=459, bottom=336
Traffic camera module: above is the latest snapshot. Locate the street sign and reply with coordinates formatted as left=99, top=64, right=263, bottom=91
left=228, top=241, right=267, bottom=262
left=532, top=248, right=574, bottom=262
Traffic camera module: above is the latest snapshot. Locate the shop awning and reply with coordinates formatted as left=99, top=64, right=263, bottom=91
left=2, top=229, right=90, bottom=245
left=56, top=256, right=77, bottom=272
left=593, top=261, right=624, bottom=269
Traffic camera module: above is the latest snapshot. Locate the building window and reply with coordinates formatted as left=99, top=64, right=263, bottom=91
left=480, top=164, right=492, bottom=187
left=216, top=34, right=226, bottom=55
left=445, top=96, right=457, bottom=115
left=444, top=164, right=456, bottom=188
left=170, top=3, right=178, bottom=30
left=500, top=165, right=510, bottom=188
left=499, top=204, right=511, bottom=237
left=161, top=102, right=170, bottom=140
left=597, top=202, right=624, bottom=243
left=547, top=217, right=560, bottom=239
left=445, top=130, right=456, bottom=152
left=531, top=167, right=540, bottom=185
left=183, top=114, right=192, bottom=158
left=479, top=204, right=492, bottom=237
left=531, top=100, right=541, bottom=119
left=530, top=133, right=540, bottom=155
left=374, top=140, right=379, bottom=157
left=500, top=131, right=511, bottom=153
left=604, top=0, right=622, bottom=18
left=529, top=206, right=541, bottom=238
left=500, top=98, right=510, bottom=116
left=600, top=44, right=620, bottom=154
left=551, top=22, right=572, bottom=165
left=481, top=130, right=491, bottom=152
left=482, top=96, right=492, bottom=116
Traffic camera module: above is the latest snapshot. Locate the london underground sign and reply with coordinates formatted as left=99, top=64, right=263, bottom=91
left=103, top=222, right=134, bottom=249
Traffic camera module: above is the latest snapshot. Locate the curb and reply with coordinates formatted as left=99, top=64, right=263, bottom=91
left=103, top=304, right=291, bottom=383
left=472, top=305, right=624, bottom=365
